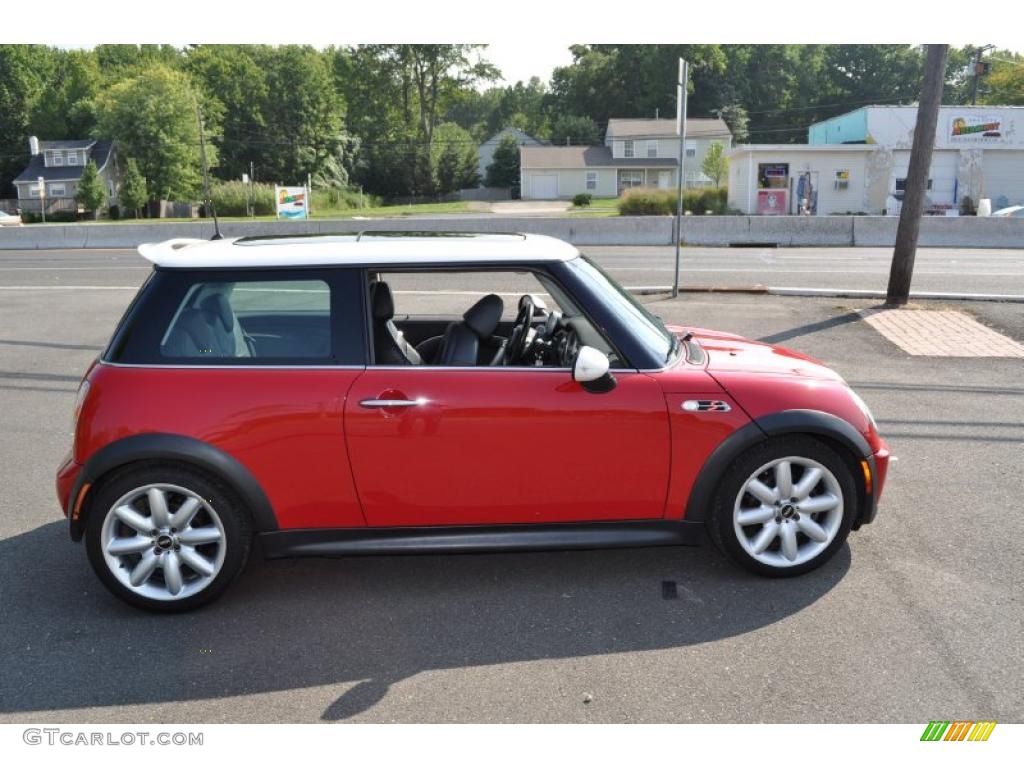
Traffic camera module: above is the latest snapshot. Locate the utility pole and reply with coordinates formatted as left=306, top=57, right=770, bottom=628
left=886, top=44, right=949, bottom=306
left=970, top=44, right=994, bottom=105
left=672, top=57, right=689, bottom=299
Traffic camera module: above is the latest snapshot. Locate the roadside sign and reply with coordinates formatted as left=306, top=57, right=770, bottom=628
left=275, top=186, right=308, bottom=219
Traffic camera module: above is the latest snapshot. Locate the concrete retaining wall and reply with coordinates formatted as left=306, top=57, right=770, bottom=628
left=1, top=215, right=1021, bottom=250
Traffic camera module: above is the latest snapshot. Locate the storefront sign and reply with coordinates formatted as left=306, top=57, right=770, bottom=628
left=275, top=186, right=308, bottom=219
left=949, top=115, right=1003, bottom=142
left=757, top=189, right=787, bottom=215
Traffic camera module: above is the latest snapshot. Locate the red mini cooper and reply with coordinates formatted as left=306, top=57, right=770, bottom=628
left=57, top=232, right=890, bottom=611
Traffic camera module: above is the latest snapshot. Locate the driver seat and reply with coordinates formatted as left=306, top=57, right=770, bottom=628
left=438, top=294, right=504, bottom=366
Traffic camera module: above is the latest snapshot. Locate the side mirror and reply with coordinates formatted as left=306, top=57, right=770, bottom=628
left=572, top=346, right=616, bottom=393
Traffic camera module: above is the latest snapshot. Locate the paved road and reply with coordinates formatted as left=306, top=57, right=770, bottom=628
left=0, top=246, right=1021, bottom=296
left=0, top=255, right=1022, bottom=723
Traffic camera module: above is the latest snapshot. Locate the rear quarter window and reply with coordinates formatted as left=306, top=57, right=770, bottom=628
left=105, top=268, right=366, bottom=366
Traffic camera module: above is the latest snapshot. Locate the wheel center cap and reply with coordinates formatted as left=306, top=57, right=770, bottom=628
left=780, top=504, right=797, bottom=519
left=155, top=534, right=174, bottom=551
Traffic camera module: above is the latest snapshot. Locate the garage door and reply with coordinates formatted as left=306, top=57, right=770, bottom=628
left=983, top=151, right=1024, bottom=208
left=531, top=174, right=558, bottom=199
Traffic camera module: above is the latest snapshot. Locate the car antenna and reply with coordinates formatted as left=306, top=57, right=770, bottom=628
left=195, top=99, right=222, bottom=240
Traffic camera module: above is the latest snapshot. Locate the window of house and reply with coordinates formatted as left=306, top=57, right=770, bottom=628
left=895, top=178, right=933, bottom=192
left=685, top=140, right=697, bottom=158
left=617, top=170, right=645, bottom=191
left=646, top=140, right=658, bottom=158
left=51, top=153, right=64, bottom=167
left=66, top=151, right=79, bottom=166
left=49, top=184, right=66, bottom=197
left=28, top=185, right=42, bottom=198
left=586, top=171, right=598, bottom=191
left=623, top=140, right=635, bottom=158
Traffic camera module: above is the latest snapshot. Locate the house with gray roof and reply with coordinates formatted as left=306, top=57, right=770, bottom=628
left=520, top=117, right=731, bottom=200
left=13, top=136, right=121, bottom=215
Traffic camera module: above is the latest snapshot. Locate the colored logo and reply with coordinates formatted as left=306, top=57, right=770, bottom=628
left=950, top=116, right=1002, bottom=140
left=920, top=721, right=997, bottom=741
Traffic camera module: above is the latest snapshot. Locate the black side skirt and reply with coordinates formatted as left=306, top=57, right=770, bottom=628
left=259, top=520, right=703, bottom=559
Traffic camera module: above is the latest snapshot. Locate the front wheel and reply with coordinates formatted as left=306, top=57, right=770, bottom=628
left=85, top=465, right=252, bottom=612
left=707, top=436, right=857, bottom=577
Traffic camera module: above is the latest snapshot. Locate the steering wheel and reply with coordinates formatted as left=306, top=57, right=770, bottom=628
left=505, top=294, right=535, bottom=364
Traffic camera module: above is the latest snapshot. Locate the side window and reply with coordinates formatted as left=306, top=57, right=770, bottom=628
left=161, top=279, right=331, bottom=359
left=106, top=269, right=367, bottom=366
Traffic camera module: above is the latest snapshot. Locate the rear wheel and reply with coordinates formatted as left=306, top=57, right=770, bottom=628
left=85, top=465, right=252, bottom=612
left=707, top=436, right=857, bottom=577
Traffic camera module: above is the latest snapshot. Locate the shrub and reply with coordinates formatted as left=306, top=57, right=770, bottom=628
left=211, top=181, right=276, bottom=216
left=618, top=187, right=729, bottom=216
left=572, top=193, right=592, bottom=208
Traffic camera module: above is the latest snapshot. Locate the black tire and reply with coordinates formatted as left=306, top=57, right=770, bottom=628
left=706, top=435, right=857, bottom=577
left=85, top=463, right=252, bottom=612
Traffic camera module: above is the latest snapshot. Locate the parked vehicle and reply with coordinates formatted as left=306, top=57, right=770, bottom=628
left=57, top=232, right=890, bottom=611
left=0, top=210, right=23, bottom=226
left=991, top=205, right=1024, bottom=218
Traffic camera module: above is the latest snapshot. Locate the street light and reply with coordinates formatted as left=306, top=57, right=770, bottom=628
left=38, top=176, right=46, bottom=224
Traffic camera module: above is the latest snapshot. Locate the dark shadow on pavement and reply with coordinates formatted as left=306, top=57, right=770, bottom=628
left=0, top=339, right=105, bottom=352
left=758, top=311, right=866, bottom=345
left=0, top=521, right=851, bottom=721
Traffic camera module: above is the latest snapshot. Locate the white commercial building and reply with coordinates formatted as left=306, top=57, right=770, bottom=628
left=728, top=105, right=1024, bottom=215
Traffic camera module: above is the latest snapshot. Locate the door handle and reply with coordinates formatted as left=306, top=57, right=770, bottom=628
left=359, top=398, right=426, bottom=409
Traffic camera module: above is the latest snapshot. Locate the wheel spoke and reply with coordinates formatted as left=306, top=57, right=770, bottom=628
left=129, top=550, right=159, bottom=586
left=114, top=504, right=153, bottom=535
left=746, top=479, right=778, bottom=505
left=737, top=505, right=775, bottom=526
left=178, top=526, right=222, bottom=546
left=106, top=536, right=153, bottom=556
left=775, top=461, right=793, bottom=499
left=800, top=493, right=840, bottom=514
left=796, top=515, right=830, bottom=542
left=162, top=552, right=183, bottom=595
left=147, top=488, right=171, bottom=529
left=793, top=467, right=823, bottom=500
left=780, top=522, right=799, bottom=561
left=179, top=546, right=215, bottom=578
left=750, top=521, right=780, bottom=554
left=169, top=497, right=202, bottom=531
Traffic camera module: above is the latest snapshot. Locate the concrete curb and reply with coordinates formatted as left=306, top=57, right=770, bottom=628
left=627, top=285, right=1024, bottom=303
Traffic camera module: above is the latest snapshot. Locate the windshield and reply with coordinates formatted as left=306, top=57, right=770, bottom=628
left=565, top=256, right=677, bottom=364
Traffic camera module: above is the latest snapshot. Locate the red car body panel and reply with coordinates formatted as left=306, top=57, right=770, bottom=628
left=73, top=365, right=367, bottom=529
left=344, top=369, right=674, bottom=526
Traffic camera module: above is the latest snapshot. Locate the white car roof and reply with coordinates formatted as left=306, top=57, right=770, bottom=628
left=138, top=232, right=581, bottom=269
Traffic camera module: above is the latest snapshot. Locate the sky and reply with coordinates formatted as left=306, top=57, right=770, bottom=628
left=484, top=43, right=575, bottom=86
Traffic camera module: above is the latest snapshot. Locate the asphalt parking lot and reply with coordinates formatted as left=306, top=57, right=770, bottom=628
left=0, top=248, right=1022, bottom=723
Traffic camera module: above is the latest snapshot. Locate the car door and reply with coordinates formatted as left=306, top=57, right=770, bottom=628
left=344, top=368, right=671, bottom=527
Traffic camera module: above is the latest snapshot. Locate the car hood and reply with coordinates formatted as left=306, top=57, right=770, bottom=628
left=668, top=324, right=843, bottom=383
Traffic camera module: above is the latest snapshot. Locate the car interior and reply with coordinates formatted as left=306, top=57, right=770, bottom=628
left=367, top=271, right=622, bottom=369
left=161, top=281, right=332, bottom=359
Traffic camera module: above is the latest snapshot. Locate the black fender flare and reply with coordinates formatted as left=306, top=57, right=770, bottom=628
left=683, top=409, right=875, bottom=524
left=69, top=433, right=278, bottom=541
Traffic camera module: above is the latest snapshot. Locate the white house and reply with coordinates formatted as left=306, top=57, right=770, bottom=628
left=520, top=117, right=732, bottom=200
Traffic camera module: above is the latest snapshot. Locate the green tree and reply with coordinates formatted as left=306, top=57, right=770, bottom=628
left=94, top=64, right=212, bottom=202
left=701, top=142, right=729, bottom=187
left=485, top=133, right=520, bottom=196
left=717, top=104, right=749, bottom=144
left=0, top=45, right=51, bottom=195
left=432, top=122, right=479, bottom=193
left=120, top=158, right=148, bottom=217
left=549, top=114, right=601, bottom=145
left=983, top=53, right=1024, bottom=105
left=75, top=160, right=106, bottom=218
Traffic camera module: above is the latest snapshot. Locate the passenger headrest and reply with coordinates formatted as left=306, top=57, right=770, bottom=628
left=370, top=281, right=395, bottom=321
left=463, top=294, right=503, bottom=338
left=200, top=294, right=234, bottom=332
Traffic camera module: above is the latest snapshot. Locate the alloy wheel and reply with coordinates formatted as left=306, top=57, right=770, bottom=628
left=100, top=483, right=226, bottom=601
left=732, top=456, right=844, bottom=568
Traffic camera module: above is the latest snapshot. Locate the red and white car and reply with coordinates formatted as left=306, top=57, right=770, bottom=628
left=57, top=233, right=890, bottom=611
